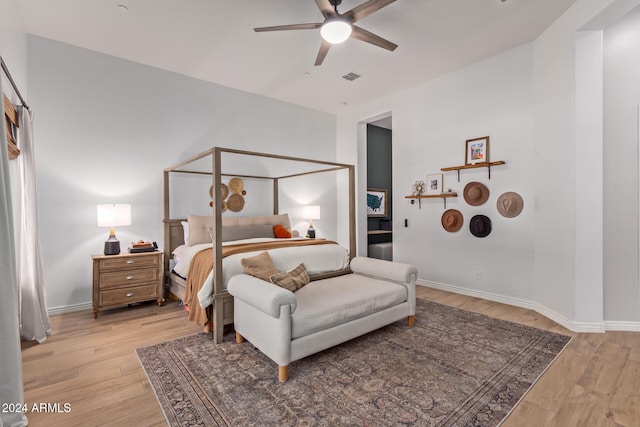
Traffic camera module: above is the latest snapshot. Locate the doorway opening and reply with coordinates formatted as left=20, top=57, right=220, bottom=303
left=366, top=116, right=392, bottom=260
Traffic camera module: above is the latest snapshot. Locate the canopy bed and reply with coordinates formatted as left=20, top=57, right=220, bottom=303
left=163, top=147, right=356, bottom=343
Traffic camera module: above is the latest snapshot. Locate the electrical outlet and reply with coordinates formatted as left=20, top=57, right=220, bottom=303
left=475, top=271, right=482, bottom=280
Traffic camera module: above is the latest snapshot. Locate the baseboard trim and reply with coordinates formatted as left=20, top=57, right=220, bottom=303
left=48, top=302, right=92, bottom=316
left=417, top=279, right=609, bottom=333
left=604, top=321, right=640, bottom=332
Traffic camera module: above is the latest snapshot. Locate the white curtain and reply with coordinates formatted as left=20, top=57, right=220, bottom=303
left=16, top=106, right=51, bottom=343
left=0, top=80, right=28, bottom=426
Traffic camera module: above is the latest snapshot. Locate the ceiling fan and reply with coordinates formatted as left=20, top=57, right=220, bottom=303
left=254, top=0, right=398, bottom=66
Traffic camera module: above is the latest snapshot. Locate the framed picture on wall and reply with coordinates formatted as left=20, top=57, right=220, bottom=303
left=465, top=136, right=490, bottom=165
left=426, top=173, right=443, bottom=195
left=367, top=188, right=388, bottom=217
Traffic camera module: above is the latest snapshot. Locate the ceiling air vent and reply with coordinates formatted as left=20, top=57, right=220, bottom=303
left=342, top=72, right=361, bottom=81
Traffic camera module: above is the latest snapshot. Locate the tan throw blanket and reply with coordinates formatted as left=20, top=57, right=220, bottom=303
left=184, top=239, right=338, bottom=327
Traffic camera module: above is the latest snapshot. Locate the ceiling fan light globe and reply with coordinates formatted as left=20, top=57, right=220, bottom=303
left=320, top=20, right=352, bottom=44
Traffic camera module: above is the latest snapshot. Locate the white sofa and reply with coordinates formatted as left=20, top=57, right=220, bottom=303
left=228, top=256, right=417, bottom=381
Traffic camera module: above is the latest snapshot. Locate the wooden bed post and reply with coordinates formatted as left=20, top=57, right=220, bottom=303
left=348, top=165, right=356, bottom=260
left=212, top=147, right=225, bottom=343
left=162, top=170, right=171, bottom=281
left=273, top=178, right=279, bottom=215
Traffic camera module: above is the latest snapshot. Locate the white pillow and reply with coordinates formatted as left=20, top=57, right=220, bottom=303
left=181, top=221, right=190, bottom=246
left=172, top=244, right=189, bottom=264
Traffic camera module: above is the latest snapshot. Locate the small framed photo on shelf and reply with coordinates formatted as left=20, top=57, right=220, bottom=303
left=426, top=173, right=443, bottom=195
left=367, top=188, right=388, bottom=217
left=465, top=136, right=490, bottom=165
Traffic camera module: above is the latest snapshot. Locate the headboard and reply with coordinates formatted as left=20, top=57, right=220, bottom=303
left=162, top=214, right=298, bottom=275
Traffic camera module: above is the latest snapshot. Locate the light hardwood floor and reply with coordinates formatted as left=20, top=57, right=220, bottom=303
left=20, top=287, right=640, bottom=426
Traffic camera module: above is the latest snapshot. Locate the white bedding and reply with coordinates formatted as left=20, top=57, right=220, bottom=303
left=173, top=238, right=350, bottom=309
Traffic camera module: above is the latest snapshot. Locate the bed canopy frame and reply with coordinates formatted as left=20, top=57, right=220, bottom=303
left=163, top=147, right=356, bottom=343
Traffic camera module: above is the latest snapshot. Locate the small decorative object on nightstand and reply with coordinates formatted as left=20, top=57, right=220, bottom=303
left=92, top=251, right=164, bottom=318
left=302, top=205, right=320, bottom=239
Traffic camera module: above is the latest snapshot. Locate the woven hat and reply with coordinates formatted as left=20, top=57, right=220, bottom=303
left=497, top=192, right=523, bottom=218
left=441, top=209, right=463, bottom=232
left=469, top=214, right=492, bottom=238
left=463, top=182, right=490, bottom=206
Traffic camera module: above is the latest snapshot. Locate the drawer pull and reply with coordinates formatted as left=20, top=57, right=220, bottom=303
left=126, top=260, right=134, bottom=264
left=126, top=275, right=134, bottom=280
left=126, top=292, right=134, bottom=297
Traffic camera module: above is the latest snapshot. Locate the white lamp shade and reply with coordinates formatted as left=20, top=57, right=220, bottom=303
left=320, top=19, right=352, bottom=44
left=302, top=205, right=321, bottom=220
left=97, top=204, right=131, bottom=227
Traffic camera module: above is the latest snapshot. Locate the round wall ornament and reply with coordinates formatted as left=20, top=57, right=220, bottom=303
left=412, top=180, right=425, bottom=196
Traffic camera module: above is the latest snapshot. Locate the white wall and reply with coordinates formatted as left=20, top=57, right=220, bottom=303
left=1, top=0, right=27, bottom=199
left=0, top=0, right=26, bottom=93
left=27, top=36, right=337, bottom=312
left=338, top=43, right=536, bottom=302
left=533, top=0, right=639, bottom=329
left=336, top=0, right=640, bottom=330
left=603, top=5, right=640, bottom=322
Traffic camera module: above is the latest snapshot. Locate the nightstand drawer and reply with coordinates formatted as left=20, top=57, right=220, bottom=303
left=99, top=255, right=159, bottom=271
left=99, top=284, right=159, bottom=306
left=99, top=267, right=159, bottom=288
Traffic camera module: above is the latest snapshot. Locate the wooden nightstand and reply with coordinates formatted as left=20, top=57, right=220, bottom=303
left=92, top=251, right=164, bottom=318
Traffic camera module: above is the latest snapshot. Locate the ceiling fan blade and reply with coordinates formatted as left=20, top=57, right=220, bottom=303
left=314, top=39, right=331, bottom=66
left=351, top=25, right=398, bottom=51
left=343, top=0, right=396, bottom=23
left=314, top=0, right=336, bottom=19
left=254, top=23, right=323, bottom=32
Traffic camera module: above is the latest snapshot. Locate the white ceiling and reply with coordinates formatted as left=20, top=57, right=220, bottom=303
left=16, top=0, right=578, bottom=114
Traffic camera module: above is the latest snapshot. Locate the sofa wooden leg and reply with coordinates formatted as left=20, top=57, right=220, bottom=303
left=278, top=365, right=289, bottom=382
left=407, top=315, right=415, bottom=327
left=235, top=332, right=244, bottom=344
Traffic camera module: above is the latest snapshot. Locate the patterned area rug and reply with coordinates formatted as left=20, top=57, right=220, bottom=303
left=137, top=299, right=570, bottom=426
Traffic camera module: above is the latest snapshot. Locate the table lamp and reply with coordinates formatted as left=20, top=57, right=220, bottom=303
left=97, top=204, right=131, bottom=255
left=302, top=205, right=320, bottom=239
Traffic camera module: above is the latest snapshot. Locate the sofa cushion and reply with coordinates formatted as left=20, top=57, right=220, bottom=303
left=270, top=263, right=310, bottom=292
left=291, top=273, right=407, bottom=339
left=241, top=251, right=278, bottom=282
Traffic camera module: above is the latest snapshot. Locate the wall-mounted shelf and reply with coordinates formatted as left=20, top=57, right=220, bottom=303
left=405, top=193, right=457, bottom=209
left=441, top=161, right=506, bottom=181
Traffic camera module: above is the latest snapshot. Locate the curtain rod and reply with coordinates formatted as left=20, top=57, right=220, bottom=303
left=0, top=55, right=29, bottom=110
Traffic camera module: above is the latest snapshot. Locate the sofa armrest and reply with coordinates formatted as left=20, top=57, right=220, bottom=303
left=228, top=274, right=297, bottom=318
left=350, top=256, right=417, bottom=285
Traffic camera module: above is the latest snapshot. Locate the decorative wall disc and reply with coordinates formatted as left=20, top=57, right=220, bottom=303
left=229, top=178, right=244, bottom=194
left=227, top=193, right=245, bottom=212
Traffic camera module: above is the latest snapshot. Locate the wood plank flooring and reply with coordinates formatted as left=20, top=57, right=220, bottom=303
left=19, top=287, right=640, bottom=426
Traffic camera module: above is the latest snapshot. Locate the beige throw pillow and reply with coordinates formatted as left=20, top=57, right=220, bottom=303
left=270, top=263, right=310, bottom=292
left=241, top=251, right=278, bottom=282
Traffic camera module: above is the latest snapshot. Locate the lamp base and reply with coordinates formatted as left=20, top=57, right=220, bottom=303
left=104, top=236, right=121, bottom=256
left=306, top=226, right=316, bottom=239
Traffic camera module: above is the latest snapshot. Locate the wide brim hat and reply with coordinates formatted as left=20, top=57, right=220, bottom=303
left=497, top=192, right=524, bottom=218
left=441, top=209, right=463, bottom=232
left=469, top=214, right=492, bottom=238
left=463, top=182, right=490, bottom=206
